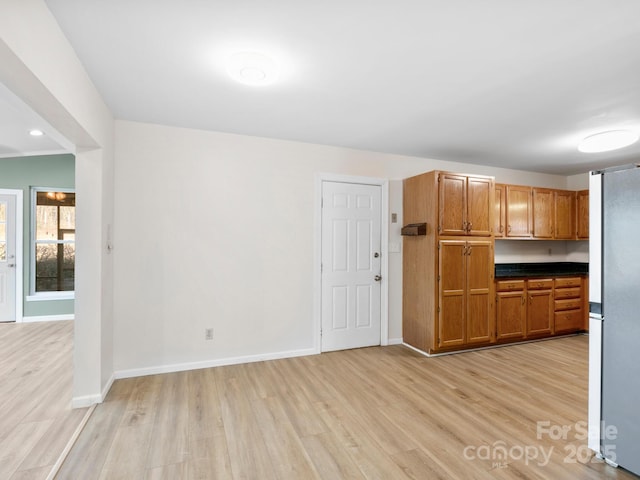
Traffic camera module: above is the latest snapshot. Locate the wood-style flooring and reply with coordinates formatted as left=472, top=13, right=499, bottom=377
left=57, top=335, right=637, bottom=479
left=0, top=320, right=86, bottom=480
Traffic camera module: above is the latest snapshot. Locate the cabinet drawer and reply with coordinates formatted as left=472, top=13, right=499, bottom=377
left=555, top=277, right=582, bottom=288
left=555, top=298, right=582, bottom=311
left=527, top=279, right=553, bottom=290
left=555, top=309, right=584, bottom=332
left=555, top=287, right=581, bottom=299
left=496, top=280, right=525, bottom=292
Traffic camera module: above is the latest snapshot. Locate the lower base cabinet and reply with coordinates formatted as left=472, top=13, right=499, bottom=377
left=495, top=276, right=585, bottom=345
left=526, top=279, right=553, bottom=337
left=496, top=286, right=525, bottom=341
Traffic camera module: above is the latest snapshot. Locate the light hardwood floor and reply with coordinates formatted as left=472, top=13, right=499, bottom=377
left=0, top=320, right=86, bottom=480
left=58, top=335, right=637, bottom=479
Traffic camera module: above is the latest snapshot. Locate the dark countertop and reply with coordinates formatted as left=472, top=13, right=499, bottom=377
left=495, top=262, right=588, bottom=278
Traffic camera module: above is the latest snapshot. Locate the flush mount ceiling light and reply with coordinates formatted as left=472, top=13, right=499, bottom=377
left=29, top=129, right=44, bottom=136
left=578, top=130, right=639, bottom=153
left=227, top=51, right=279, bottom=86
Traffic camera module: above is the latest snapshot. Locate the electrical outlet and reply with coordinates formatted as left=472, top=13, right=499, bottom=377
left=205, top=328, right=213, bottom=340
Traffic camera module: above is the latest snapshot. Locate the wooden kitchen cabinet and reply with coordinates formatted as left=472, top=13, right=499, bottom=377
left=554, top=277, right=583, bottom=332
left=496, top=280, right=525, bottom=340
left=439, top=172, right=493, bottom=236
left=498, top=184, right=585, bottom=240
left=438, top=239, right=493, bottom=348
left=576, top=190, right=589, bottom=239
left=532, top=188, right=554, bottom=239
left=494, top=275, right=585, bottom=346
left=554, top=190, right=576, bottom=239
left=526, top=279, right=554, bottom=336
left=495, top=184, right=505, bottom=238
left=403, top=170, right=495, bottom=354
left=505, top=185, right=532, bottom=237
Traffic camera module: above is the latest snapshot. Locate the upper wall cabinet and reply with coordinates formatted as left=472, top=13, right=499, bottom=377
left=495, top=184, right=505, bottom=238
left=505, top=185, right=532, bottom=238
left=554, top=190, right=576, bottom=239
left=576, top=190, right=589, bottom=239
left=532, top=188, right=554, bottom=238
left=438, top=173, right=493, bottom=236
left=500, top=184, right=585, bottom=240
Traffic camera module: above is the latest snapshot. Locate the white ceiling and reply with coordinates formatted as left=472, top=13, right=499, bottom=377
left=0, top=82, right=71, bottom=158
left=8, top=0, right=640, bottom=174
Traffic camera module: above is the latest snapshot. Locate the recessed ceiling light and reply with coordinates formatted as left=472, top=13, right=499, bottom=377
left=29, top=129, right=44, bottom=137
left=227, top=52, right=279, bottom=86
left=578, top=130, right=639, bottom=153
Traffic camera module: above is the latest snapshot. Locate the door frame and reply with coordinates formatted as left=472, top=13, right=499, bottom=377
left=0, top=189, right=24, bottom=323
left=313, top=173, right=389, bottom=353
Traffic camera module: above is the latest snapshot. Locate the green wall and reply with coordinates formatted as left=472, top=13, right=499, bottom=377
left=0, top=154, right=75, bottom=317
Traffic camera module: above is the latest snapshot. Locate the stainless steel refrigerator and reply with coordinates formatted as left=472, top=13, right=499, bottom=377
left=589, top=165, right=640, bottom=476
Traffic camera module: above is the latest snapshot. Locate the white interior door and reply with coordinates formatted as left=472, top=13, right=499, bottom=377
left=0, top=194, right=17, bottom=322
left=321, top=181, right=381, bottom=352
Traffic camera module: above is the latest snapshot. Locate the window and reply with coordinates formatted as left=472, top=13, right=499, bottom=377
left=31, top=188, right=75, bottom=296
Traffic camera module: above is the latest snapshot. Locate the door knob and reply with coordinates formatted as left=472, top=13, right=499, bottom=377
left=374, top=275, right=382, bottom=282
left=7, top=264, right=15, bottom=268
left=374, top=252, right=380, bottom=258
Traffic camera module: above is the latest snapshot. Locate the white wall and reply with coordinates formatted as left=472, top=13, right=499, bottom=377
left=0, top=0, right=115, bottom=406
left=113, top=120, right=577, bottom=374
left=495, top=240, right=589, bottom=263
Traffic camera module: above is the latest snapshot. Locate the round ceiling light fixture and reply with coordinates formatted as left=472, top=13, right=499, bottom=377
left=578, top=129, right=639, bottom=153
left=227, top=51, right=279, bottom=86
left=29, top=129, right=44, bottom=136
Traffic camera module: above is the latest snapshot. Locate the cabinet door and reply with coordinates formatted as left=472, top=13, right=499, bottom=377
left=438, top=240, right=466, bottom=347
left=554, top=190, right=576, bottom=239
left=466, top=240, right=493, bottom=343
left=576, top=190, right=589, bottom=239
left=494, top=184, right=505, bottom=238
left=467, top=176, right=493, bottom=236
left=527, top=289, right=553, bottom=336
left=439, top=173, right=467, bottom=236
left=555, top=309, right=583, bottom=332
left=505, top=185, right=532, bottom=237
left=496, top=291, right=525, bottom=340
left=532, top=188, right=554, bottom=239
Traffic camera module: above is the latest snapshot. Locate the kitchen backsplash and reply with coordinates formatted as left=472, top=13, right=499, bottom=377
left=494, top=239, right=589, bottom=264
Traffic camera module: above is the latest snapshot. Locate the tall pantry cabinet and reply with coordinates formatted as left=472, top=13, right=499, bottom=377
left=403, top=171, right=495, bottom=354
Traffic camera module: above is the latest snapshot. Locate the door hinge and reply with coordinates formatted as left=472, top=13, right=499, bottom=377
left=321, top=197, right=324, bottom=208
left=437, top=275, right=440, bottom=282
left=437, top=306, right=440, bottom=313
left=321, top=263, right=323, bottom=273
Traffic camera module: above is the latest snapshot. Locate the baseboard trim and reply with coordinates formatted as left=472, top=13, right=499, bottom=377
left=101, top=374, right=115, bottom=402
left=387, top=337, right=403, bottom=345
left=114, top=347, right=319, bottom=380
left=71, top=393, right=102, bottom=409
left=22, top=314, right=74, bottom=323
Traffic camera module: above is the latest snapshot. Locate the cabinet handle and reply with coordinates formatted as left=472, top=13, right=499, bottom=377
left=499, top=225, right=504, bottom=233
left=467, top=246, right=472, bottom=255
left=507, top=225, right=512, bottom=233
left=462, top=221, right=467, bottom=231
left=522, top=295, right=525, bottom=305
left=467, top=222, right=472, bottom=232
